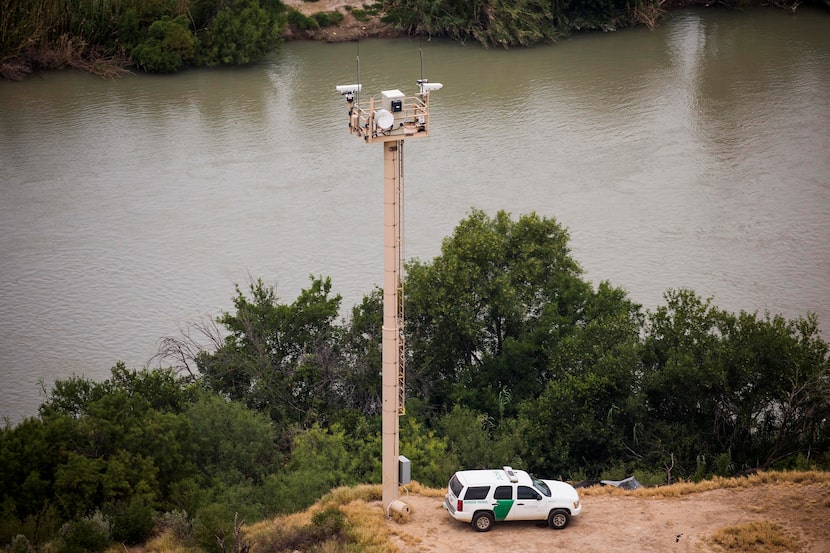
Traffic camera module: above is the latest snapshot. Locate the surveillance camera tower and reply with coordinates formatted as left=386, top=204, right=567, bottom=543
left=335, top=68, right=442, bottom=518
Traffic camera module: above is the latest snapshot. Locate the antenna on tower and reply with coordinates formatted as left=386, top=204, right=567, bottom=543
left=335, top=44, right=363, bottom=103
left=417, top=47, right=443, bottom=96
left=419, top=44, right=424, bottom=82
left=355, top=42, right=361, bottom=105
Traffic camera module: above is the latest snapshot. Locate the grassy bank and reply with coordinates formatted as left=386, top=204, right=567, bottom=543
left=138, top=471, right=830, bottom=553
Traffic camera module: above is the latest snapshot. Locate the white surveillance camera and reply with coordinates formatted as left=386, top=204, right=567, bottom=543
left=336, top=84, right=362, bottom=95
left=417, top=80, right=443, bottom=94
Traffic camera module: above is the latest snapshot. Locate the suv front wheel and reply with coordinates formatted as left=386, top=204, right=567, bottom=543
left=548, top=509, right=570, bottom=530
left=472, top=511, right=494, bottom=532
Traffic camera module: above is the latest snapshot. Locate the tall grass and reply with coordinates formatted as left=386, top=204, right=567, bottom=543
left=1, top=0, right=105, bottom=54
left=710, top=522, right=804, bottom=552
left=0, top=0, right=192, bottom=77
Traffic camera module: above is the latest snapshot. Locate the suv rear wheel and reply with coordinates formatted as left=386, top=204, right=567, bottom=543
left=472, top=511, right=494, bottom=532
left=548, top=509, right=570, bottom=529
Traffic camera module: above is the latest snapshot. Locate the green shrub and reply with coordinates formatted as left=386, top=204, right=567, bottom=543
left=364, top=2, right=382, bottom=16
left=716, top=451, right=735, bottom=476
left=631, top=469, right=668, bottom=487
left=8, top=535, right=33, bottom=553
left=311, top=508, right=346, bottom=536
left=131, top=15, right=196, bottom=73
left=287, top=10, right=319, bottom=30
left=312, top=11, right=344, bottom=27
left=258, top=508, right=347, bottom=552
left=57, top=514, right=110, bottom=553
left=156, top=510, right=193, bottom=541
left=103, top=497, right=155, bottom=545
left=350, top=9, right=370, bottom=22
left=192, top=485, right=264, bottom=550
left=115, top=9, right=143, bottom=51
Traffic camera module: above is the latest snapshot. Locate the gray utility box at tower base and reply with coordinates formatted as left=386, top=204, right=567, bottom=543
left=399, top=455, right=411, bottom=485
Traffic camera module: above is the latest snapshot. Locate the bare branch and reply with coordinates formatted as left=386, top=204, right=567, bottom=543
left=150, top=314, right=226, bottom=381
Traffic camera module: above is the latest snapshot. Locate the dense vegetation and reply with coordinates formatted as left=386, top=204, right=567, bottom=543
left=4, top=0, right=828, bottom=78
left=2, top=210, right=828, bottom=551
left=380, top=0, right=830, bottom=46
left=0, top=0, right=290, bottom=78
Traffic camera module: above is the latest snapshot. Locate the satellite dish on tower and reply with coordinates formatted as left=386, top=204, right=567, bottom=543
left=375, top=109, right=394, bottom=130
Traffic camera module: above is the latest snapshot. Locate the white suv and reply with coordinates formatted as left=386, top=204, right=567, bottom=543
left=443, top=466, right=582, bottom=532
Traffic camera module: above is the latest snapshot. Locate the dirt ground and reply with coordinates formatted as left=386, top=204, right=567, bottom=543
left=383, top=483, right=830, bottom=553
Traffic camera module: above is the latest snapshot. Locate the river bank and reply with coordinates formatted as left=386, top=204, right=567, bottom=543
left=279, top=0, right=805, bottom=43
left=0, top=0, right=813, bottom=80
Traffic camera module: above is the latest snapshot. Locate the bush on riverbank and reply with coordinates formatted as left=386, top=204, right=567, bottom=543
left=0, top=0, right=286, bottom=79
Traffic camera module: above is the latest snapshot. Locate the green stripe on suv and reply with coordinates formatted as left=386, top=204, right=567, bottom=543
left=493, top=500, right=514, bottom=521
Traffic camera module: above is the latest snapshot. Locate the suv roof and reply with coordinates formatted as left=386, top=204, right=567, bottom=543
left=454, top=466, right=528, bottom=487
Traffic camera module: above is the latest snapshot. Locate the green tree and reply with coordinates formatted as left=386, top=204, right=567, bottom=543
left=0, top=416, right=74, bottom=542
left=2, top=365, right=200, bottom=544
left=638, top=289, right=735, bottom=474
left=519, top=282, right=643, bottom=476
left=438, top=404, right=525, bottom=470
left=185, top=392, right=281, bottom=485
left=259, top=422, right=380, bottom=514
left=399, top=416, right=458, bottom=487
left=716, top=311, right=830, bottom=470
left=338, top=288, right=383, bottom=416
left=404, top=209, right=591, bottom=413
left=199, top=276, right=344, bottom=428
left=639, top=289, right=830, bottom=476
left=198, top=0, right=282, bottom=66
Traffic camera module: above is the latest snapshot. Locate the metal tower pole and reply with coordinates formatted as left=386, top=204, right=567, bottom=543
left=334, top=79, right=440, bottom=517
left=382, top=139, right=404, bottom=513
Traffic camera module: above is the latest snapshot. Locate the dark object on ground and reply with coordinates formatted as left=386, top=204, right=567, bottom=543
left=574, top=480, right=602, bottom=489
left=600, top=476, right=642, bottom=490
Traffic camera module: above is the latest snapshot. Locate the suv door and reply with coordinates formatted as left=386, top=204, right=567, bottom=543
left=492, top=485, right=514, bottom=521
left=506, top=485, right=547, bottom=521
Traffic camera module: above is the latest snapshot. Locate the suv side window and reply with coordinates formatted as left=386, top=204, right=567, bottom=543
left=464, top=486, right=491, bottom=500
left=517, top=486, right=542, bottom=500
left=494, top=486, right=513, bottom=500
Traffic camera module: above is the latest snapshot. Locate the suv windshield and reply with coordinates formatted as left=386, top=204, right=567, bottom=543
left=531, top=476, right=551, bottom=497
